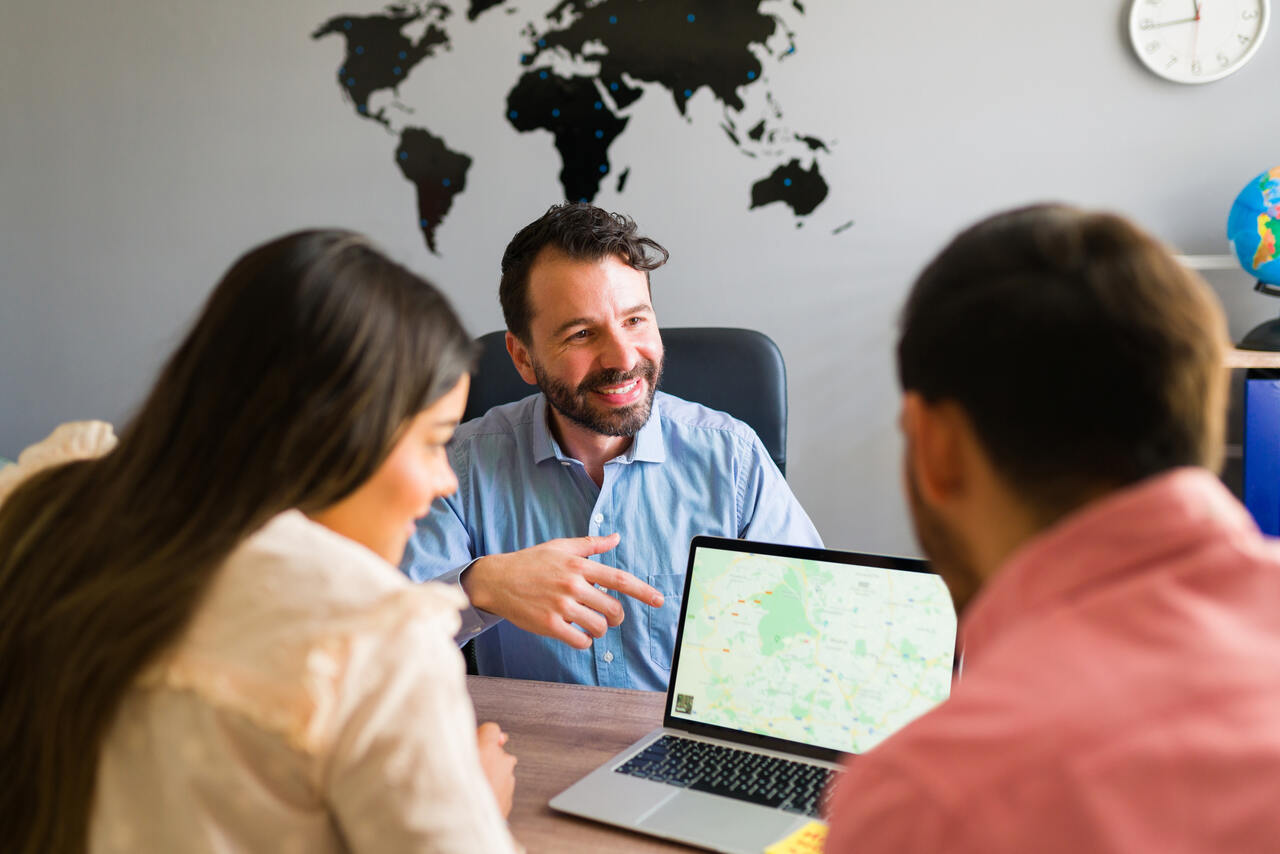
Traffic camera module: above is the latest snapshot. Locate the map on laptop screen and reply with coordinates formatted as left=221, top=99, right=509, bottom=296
left=668, top=547, right=957, bottom=754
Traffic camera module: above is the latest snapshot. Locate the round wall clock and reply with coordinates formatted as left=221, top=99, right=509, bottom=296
left=1129, top=0, right=1270, bottom=83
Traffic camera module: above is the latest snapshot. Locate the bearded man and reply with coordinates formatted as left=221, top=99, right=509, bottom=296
left=403, top=203, right=820, bottom=690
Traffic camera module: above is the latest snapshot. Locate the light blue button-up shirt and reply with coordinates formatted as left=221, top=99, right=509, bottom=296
left=402, top=391, right=822, bottom=691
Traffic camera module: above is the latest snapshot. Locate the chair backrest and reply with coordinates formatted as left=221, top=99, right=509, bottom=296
left=462, top=328, right=788, bottom=475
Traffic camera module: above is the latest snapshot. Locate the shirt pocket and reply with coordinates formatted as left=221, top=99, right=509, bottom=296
left=645, top=572, right=686, bottom=672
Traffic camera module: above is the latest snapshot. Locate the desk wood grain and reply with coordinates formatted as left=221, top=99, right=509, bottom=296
left=467, top=676, right=700, bottom=853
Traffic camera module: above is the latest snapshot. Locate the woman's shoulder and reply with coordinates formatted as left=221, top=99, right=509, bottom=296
left=230, top=509, right=465, bottom=614
left=146, top=510, right=467, bottom=755
left=179, top=509, right=467, bottom=665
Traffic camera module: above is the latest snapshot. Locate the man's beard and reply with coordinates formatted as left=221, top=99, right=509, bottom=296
left=533, top=356, right=663, bottom=438
left=904, top=458, right=983, bottom=616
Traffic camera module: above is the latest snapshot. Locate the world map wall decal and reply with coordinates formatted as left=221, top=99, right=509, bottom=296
left=314, top=0, right=837, bottom=255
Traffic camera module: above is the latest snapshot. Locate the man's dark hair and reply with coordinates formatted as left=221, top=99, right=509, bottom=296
left=897, top=203, right=1228, bottom=520
left=500, top=202, right=669, bottom=342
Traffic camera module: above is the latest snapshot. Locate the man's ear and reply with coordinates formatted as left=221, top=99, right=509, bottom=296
left=901, top=392, right=966, bottom=507
left=505, top=331, right=539, bottom=386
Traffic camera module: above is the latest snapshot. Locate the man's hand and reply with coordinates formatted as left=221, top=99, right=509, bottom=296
left=476, top=722, right=516, bottom=817
left=461, top=533, right=665, bottom=649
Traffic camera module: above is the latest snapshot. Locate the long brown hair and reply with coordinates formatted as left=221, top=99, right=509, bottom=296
left=0, top=230, right=475, bottom=853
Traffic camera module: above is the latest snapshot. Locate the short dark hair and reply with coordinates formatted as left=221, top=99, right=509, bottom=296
left=897, top=203, right=1228, bottom=519
left=499, top=202, right=669, bottom=342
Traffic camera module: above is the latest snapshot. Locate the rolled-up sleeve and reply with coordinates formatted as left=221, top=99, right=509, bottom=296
left=402, top=491, right=505, bottom=643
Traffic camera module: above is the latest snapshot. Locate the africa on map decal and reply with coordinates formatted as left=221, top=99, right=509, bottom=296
left=314, top=0, right=836, bottom=254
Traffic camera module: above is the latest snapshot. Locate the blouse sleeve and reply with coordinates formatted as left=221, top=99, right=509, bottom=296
left=322, top=588, right=520, bottom=854
left=0, top=420, right=116, bottom=507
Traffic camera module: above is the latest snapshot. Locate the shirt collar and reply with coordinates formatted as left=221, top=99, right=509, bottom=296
left=959, top=468, right=1256, bottom=660
left=529, top=392, right=667, bottom=465
left=530, top=394, right=559, bottom=463
left=629, top=394, right=666, bottom=463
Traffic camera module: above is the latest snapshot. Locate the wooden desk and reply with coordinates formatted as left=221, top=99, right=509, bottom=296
left=467, top=676, right=700, bottom=853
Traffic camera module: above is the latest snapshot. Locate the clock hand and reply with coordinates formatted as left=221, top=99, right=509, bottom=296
left=1145, top=15, right=1200, bottom=27
left=1189, top=1, right=1202, bottom=67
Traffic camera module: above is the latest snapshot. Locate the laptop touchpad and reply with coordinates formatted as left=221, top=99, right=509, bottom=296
left=639, top=790, right=801, bottom=851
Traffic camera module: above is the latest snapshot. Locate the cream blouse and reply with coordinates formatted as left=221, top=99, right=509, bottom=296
left=2, top=423, right=519, bottom=853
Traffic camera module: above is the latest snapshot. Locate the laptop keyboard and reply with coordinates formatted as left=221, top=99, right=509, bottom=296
left=614, top=734, right=837, bottom=818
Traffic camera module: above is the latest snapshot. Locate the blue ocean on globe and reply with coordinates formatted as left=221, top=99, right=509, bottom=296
left=1227, top=166, right=1280, bottom=286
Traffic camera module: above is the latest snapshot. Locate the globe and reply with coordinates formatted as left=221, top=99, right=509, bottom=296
left=1228, top=166, right=1280, bottom=287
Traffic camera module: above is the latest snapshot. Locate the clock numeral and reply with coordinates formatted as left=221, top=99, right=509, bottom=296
left=1191, top=58, right=1202, bottom=74
left=1166, top=54, right=1179, bottom=68
left=1243, top=9, right=1258, bottom=18
left=1146, top=40, right=1162, bottom=53
left=1144, top=0, right=1162, bottom=5
left=1140, top=17, right=1156, bottom=29
left=1218, top=51, right=1230, bottom=66
left=1238, top=33, right=1252, bottom=44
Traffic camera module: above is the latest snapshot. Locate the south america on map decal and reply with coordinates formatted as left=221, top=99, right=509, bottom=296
left=314, top=0, right=835, bottom=254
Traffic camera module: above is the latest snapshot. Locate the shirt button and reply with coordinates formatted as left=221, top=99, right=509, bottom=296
left=603, top=651, right=614, bottom=663
left=593, top=513, right=604, bottom=524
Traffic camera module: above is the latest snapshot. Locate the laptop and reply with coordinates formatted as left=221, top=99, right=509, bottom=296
left=550, top=535, right=958, bottom=853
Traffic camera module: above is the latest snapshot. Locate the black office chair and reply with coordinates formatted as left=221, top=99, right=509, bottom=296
left=463, top=327, right=789, bottom=475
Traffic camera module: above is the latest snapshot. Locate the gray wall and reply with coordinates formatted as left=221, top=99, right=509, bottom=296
left=4, top=1, right=1278, bottom=556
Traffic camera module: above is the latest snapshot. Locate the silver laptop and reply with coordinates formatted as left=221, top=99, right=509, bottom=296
left=550, top=535, right=959, bottom=853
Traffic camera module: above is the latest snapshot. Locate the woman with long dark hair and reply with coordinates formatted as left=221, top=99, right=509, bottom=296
left=0, top=230, right=519, bottom=853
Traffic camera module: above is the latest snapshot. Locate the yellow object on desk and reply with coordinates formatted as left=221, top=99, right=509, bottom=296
left=763, top=820, right=827, bottom=854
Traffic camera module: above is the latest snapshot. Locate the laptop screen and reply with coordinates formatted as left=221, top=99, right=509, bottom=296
left=665, top=536, right=957, bottom=758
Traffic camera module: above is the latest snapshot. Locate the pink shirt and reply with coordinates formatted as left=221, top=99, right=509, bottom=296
left=825, top=469, right=1280, bottom=853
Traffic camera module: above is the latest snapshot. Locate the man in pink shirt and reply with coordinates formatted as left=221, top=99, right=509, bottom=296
left=825, top=204, right=1280, bottom=852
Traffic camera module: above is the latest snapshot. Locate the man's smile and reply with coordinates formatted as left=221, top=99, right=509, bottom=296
left=594, top=378, right=644, bottom=405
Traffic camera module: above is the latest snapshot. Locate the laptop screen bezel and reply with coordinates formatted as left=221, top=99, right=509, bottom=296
left=662, top=535, right=956, bottom=764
